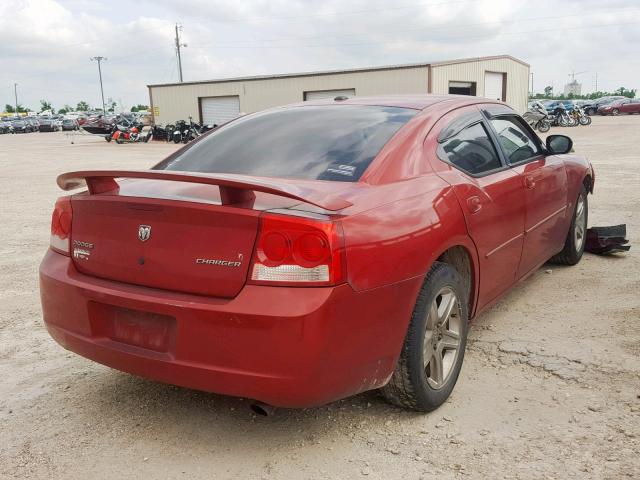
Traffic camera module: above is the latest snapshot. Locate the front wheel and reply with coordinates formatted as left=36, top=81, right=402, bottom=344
left=550, top=186, right=588, bottom=265
left=537, top=119, right=551, bottom=133
left=612, top=108, right=620, bottom=116
left=381, top=262, right=468, bottom=412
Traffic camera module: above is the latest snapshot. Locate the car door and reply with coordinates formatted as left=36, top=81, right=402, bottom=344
left=427, top=106, right=526, bottom=310
left=622, top=99, right=638, bottom=114
left=482, top=107, right=569, bottom=278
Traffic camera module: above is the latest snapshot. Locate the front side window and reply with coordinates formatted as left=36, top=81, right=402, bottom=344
left=489, top=117, right=541, bottom=164
left=437, top=122, right=502, bottom=175
left=154, top=105, right=417, bottom=182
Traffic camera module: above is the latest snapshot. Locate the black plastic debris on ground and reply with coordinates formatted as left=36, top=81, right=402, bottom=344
left=585, top=224, right=631, bottom=255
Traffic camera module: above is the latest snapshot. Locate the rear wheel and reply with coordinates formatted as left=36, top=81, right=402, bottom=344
left=550, top=186, right=588, bottom=265
left=381, top=262, right=468, bottom=412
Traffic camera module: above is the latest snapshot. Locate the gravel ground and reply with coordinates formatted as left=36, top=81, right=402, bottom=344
left=0, top=117, right=639, bottom=480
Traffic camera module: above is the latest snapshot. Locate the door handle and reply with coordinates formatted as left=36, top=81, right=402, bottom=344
left=524, top=176, right=536, bottom=189
left=467, top=196, right=482, bottom=214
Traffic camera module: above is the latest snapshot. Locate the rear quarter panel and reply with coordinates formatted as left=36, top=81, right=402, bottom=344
left=342, top=175, right=477, bottom=293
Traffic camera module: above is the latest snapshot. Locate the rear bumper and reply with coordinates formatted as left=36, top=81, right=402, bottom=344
left=40, top=250, right=420, bottom=407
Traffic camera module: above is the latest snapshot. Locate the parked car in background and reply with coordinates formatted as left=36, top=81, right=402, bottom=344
left=41, top=95, right=594, bottom=413
left=597, top=98, right=640, bottom=115
left=11, top=119, right=30, bottom=133
left=62, top=118, right=79, bottom=131
left=0, top=118, right=14, bottom=134
left=38, top=117, right=60, bottom=132
left=25, top=117, right=40, bottom=132
left=583, top=96, right=626, bottom=115
left=544, top=100, right=575, bottom=113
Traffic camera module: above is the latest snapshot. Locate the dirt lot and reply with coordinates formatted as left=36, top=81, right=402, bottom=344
left=1, top=117, right=639, bottom=480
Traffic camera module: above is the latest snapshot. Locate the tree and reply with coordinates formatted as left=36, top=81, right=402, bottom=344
left=130, top=104, right=149, bottom=112
left=5, top=104, right=15, bottom=113
left=76, top=101, right=90, bottom=111
left=614, top=87, right=637, bottom=98
left=40, top=99, right=53, bottom=113
left=544, top=86, right=553, bottom=97
left=17, top=105, right=29, bottom=113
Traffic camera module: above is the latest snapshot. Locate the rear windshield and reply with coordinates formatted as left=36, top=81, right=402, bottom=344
left=154, top=105, right=417, bottom=182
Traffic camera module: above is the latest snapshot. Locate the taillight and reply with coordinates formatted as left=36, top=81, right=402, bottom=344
left=50, top=196, right=72, bottom=255
left=249, top=213, right=346, bottom=286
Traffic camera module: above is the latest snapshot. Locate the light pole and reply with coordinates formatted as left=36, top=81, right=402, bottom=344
left=175, top=24, right=187, bottom=82
left=14, top=83, right=18, bottom=115
left=90, top=56, right=107, bottom=113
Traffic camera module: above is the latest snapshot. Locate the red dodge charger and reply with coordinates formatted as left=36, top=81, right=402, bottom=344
left=40, top=95, right=594, bottom=412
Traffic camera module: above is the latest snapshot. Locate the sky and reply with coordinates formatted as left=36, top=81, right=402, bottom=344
left=1, top=0, right=639, bottom=111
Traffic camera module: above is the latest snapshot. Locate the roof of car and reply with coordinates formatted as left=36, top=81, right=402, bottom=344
left=290, top=94, right=501, bottom=111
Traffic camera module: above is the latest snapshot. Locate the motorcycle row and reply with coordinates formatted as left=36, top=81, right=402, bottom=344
left=104, top=117, right=215, bottom=144
left=523, top=101, right=592, bottom=133
left=151, top=119, right=217, bottom=144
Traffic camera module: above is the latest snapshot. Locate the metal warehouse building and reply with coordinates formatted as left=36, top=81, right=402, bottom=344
left=148, top=54, right=529, bottom=126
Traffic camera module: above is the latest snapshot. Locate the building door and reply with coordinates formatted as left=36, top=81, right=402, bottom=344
left=448, top=81, right=476, bottom=96
left=484, top=72, right=504, bottom=101
left=200, top=96, right=240, bottom=125
left=304, top=89, right=356, bottom=101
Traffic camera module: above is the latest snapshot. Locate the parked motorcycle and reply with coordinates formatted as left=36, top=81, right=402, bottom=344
left=171, top=120, right=187, bottom=143
left=523, top=101, right=551, bottom=133
left=571, top=106, right=592, bottom=126
left=550, top=103, right=575, bottom=127
left=150, top=124, right=170, bottom=141
left=105, top=124, right=151, bottom=143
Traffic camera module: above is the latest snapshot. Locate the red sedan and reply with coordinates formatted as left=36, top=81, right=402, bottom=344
left=40, top=95, right=594, bottom=412
left=598, top=98, right=640, bottom=115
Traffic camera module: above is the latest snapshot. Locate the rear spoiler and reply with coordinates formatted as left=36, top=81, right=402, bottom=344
left=57, top=170, right=353, bottom=212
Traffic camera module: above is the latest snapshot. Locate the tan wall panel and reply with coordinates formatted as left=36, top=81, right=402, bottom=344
left=150, top=67, right=428, bottom=124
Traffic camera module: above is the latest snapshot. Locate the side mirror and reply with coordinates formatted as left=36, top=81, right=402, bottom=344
left=546, top=135, right=573, bottom=155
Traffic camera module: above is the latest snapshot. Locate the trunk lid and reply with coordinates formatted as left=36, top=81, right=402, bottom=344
left=70, top=195, right=259, bottom=298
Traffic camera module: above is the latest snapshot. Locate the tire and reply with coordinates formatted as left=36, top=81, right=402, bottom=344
left=538, top=120, right=551, bottom=133
left=550, top=186, right=588, bottom=265
left=381, top=262, right=468, bottom=412
left=612, top=108, right=620, bottom=116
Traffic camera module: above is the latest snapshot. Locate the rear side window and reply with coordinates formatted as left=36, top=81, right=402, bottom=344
left=154, top=105, right=417, bottom=182
left=437, top=122, right=502, bottom=175
left=489, top=117, right=541, bottom=164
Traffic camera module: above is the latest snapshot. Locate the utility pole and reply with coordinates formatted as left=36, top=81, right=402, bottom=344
left=175, top=24, right=187, bottom=82
left=594, top=72, right=598, bottom=92
left=90, top=56, right=107, bottom=114
left=14, top=83, right=18, bottom=114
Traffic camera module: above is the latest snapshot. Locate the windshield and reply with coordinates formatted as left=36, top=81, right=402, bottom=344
left=154, top=105, right=417, bottom=182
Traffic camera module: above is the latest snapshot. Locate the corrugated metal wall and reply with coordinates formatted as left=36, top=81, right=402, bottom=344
left=150, top=67, right=428, bottom=124
left=430, top=58, right=530, bottom=113
left=149, top=57, right=530, bottom=124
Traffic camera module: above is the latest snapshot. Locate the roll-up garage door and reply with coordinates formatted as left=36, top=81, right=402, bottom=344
left=484, top=72, right=504, bottom=101
left=200, top=96, right=240, bottom=125
left=304, top=89, right=356, bottom=101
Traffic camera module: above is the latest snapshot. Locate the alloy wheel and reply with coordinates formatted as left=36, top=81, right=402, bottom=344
left=422, top=287, right=462, bottom=389
left=574, top=195, right=587, bottom=251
